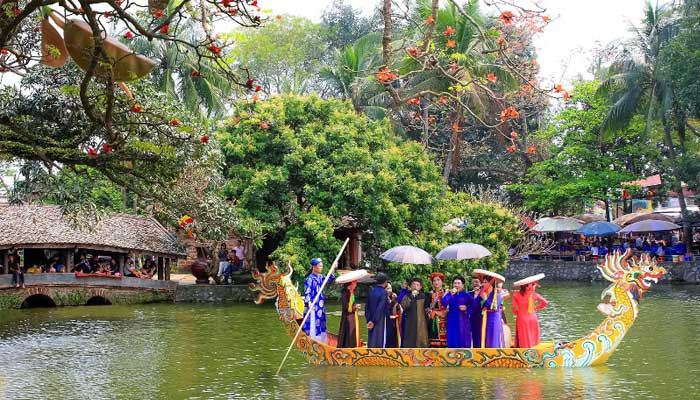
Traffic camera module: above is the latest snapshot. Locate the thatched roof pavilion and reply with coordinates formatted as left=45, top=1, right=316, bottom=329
left=0, top=205, right=184, bottom=278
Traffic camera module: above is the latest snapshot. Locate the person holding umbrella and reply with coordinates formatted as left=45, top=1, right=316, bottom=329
left=442, top=276, right=471, bottom=348
left=511, top=273, right=549, bottom=348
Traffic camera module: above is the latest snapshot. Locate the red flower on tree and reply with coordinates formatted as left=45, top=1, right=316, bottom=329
left=234, top=117, right=241, bottom=123
left=425, top=16, right=434, bottom=25
left=407, top=97, right=420, bottom=106
left=200, top=136, right=210, bottom=144
left=438, top=97, right=447, bottom=104
left=123, top=31, right=133, bottom=39
left=562, top=91, right=571, bottom=99
left=496, top=37, right=506, bottom=45
left=255, top=85, right=262, bottom=92
left=170, top=119, right=180, bottom=126
left=543, top=15, right=551, bottom=23
left=102, top=144, right=113, bottom=154
left=507, top=144, right=516, bottom=153
left=0, top=48, right=7, bottom=55
left=499, top=11, right=514, bottom=25
left=510, top=131, right=518, bottom=139
left=376, top=67, right=397, bottom=83
left=154, top=9, right=165, bottom=18
left=130, top=104, right=142, bottom=113
left=407, top=47, right=420, bottom=57
left=487, top=73, right=497, bottom=83
left=500, top=106, right=520, bottom=121
left=527, top=146, right=537, bottom=154
left=87, top=148, right=98, bottom=157
left=223, top=0, right=232, bottom=6
left=209, top=45, right=222, bottom=55
left=12, top=7, right=21, bottom=16
left=246, top=79, right=254, bottom=88
left=446, top=40, right=456, bottom=48
left=443, top=26, right=456, bottom=36
left=161, top=25, right=169, bottom=34
left=191, top=69, right=200, bottom=77
left=554, top=83, right=564, bottom=93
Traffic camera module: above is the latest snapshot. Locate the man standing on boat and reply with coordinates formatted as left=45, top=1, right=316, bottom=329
left=469, top=277, right=483, bottom=348
left=400, top=277, right=430, bottom=348
left=303, top=258, right=335, bottom=343
left=366, top=272, right=389, bottom=348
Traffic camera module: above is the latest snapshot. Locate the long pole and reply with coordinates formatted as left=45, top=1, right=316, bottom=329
left=276, top=237, right=350, bottom=375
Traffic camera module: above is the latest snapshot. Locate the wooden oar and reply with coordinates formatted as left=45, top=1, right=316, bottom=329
left=275, top=237, right=350, bottom=375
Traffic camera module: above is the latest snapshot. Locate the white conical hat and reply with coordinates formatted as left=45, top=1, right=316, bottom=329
left=513, top=273, right=545, bottom=287
left=335, top=269, right=371, bottom=284
left=471, top=269, right=505, bottom=283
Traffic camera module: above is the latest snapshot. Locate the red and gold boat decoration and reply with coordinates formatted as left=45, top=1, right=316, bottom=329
left=250, top=249, right=664, bottom=367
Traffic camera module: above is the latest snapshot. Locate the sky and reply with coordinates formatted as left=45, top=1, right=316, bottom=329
left=263, top=0, right=646, bottom=85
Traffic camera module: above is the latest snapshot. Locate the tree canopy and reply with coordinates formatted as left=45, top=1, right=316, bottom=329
left=218, top=95, right=520, bottom=280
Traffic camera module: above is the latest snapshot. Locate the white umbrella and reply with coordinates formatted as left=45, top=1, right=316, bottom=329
left=380, top=245, right=434, bottom=265
left=435, top=243, right=492, bottom=260
left=619, top=220, right=682, bottom=233
left=531, top=216, right=583, bottom=232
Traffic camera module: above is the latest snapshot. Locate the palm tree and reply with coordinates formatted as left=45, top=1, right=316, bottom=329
left=129, top=20, right=233, bottom=118
left=597, top=1, right=692, bottom=245
left=319, top=32, right=382, bottom=115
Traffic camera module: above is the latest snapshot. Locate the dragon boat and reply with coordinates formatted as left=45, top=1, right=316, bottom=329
left=250, top=249, right=665, bottom=368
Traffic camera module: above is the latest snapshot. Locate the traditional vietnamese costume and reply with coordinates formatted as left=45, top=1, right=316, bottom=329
left=442, top=290, right=472, bottom=348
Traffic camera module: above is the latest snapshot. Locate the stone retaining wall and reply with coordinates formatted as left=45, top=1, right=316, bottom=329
left=174, top=284, right=258, bottom=303
left=504, top=261, right=700, bottom=283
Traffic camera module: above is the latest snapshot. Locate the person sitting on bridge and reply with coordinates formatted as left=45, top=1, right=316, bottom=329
left=109, top=258, right=120, bottom=276
left=49, top=256, right=63, bottom=273
left=124, top=258, right=139, bottom=277
left=73, top=254, right=91, bottom=273
left=143, top=260, right=157, bottom=279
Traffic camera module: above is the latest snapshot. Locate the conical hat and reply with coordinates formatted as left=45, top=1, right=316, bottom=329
left=335, top=269, right=371, bottom=284
left=513, top=273, right=545, bottom=287
left=471, top=269, right=505, bottom=283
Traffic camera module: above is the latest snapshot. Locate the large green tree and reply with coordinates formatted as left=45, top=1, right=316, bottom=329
left=227, top=16, right=327, bottom=95
left=514, top=81, right=661, bottom=216
left=218, top=95, right=520, bottom=280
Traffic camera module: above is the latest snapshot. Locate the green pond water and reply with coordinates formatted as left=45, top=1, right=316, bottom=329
left=0, top=283, right=699, bottom=399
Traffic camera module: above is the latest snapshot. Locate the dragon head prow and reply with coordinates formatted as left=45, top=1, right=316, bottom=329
left=597, top=249, right=666, bottom=304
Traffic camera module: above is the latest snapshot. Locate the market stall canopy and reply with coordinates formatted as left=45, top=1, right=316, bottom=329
left=380, top=245, right=434, bottom=265
left=531, top=217, right=583, bottom=232
left=613, top=212, right=675, bottom=227
left=575, top=221, right=622, bottom=237
left=619, top=220, right=682, bottom=233
left=435, top=243, right=492, bottom=260
left=572, top=214, right=606, bottom=223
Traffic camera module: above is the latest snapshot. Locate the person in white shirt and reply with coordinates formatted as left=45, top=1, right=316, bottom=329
left=233, top=240, right=245, bottom=271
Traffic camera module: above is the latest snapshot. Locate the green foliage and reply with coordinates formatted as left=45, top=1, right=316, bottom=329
left=218, top=95, right=520, bottom=282
left=227, top=16, right=327, bottom=95
left=513, top=81, right=662, bottom=214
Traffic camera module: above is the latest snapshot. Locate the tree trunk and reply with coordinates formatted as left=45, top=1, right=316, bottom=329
left=662, top=113, right=692, bottom=249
